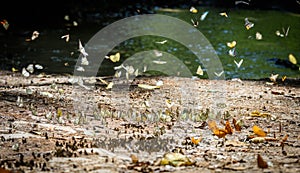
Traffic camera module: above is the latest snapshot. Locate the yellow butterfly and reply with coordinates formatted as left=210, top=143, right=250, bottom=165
left=196, top=65, right=203, bottom=75
left=105, top=52, right=120, bottom=62
left=226, top=41, right=236, bottom=48
left=189, top=6, right=198, bottom=14
left=244, top=18, right=254, bottom=30
left=219, top=12, right=228, bottom=18
left=288, top=54, right=297, bottom=65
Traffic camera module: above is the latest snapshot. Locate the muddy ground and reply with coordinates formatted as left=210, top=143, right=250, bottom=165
left=0, top=70, right=299, bottom=172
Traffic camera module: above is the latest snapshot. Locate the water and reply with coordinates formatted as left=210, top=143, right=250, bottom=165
left=0, top=7, right=299, bottom=79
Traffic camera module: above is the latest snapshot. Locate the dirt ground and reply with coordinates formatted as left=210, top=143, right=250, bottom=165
left=0, top=70, right=299, bottom=173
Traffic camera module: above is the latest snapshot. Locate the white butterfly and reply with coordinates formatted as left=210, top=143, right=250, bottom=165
left=214, top=70, right=224, bottom=77
left=191, top=18, right=199, bottom=27
left=200, top=11, right=209, bottom=21
left=228, top=48, right=236, bottom=57
left=26, top=64, right=34, bottom=73
left=31, top=31, right=39, bottom=40
left=155, top=40, right=167, bottom=44
left=114, top=71, right=122, bottom=78
left=78, top=39, right=88, bottom=57
left=154, top=50, right=162, bottom=57
left=34, top=64, right=43, bottom=69
left=22, top=68, right=30, bottom=77
left=81, top=56, right=89, bottom=66
left=234, top=59, right=243, bottom=68
left=61, top=34, right=70, bottom=42
left=153, top=60, right=167, bottom=64
left=255, top=32, right=262, bottom=40
left=76, top=66, right=85, bottom=72
left=269, top=74, right=279, bottom=82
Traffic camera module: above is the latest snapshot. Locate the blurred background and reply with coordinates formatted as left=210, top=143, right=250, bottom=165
left=0, top=0, right=299, bottom=79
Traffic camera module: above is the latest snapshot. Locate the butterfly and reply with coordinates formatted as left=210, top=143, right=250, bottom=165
left=235, top=1, right=250, bottom=5
left=244, top=18, right=254, bottom=30
left=234, top=59, right=243, bottom=68
left=281, top=75, right=287, bottom=82
left=81, top=56, right=89, bottom=66
left=22, top=68, right=30, bottom=77
left=26, top=64, right=34, bottom=73
left=214, top=70, right=224, bottom=77
left=200, top=11, right=209, bottom=21
left=288, top=54, right=297, bottom=65
left=219, top=12, right=228, bottom=17
left=34, top=64, right=43, bottom=69
left=31, top=31, right=40, bottom=40
left=76, top=66, right=85, bottom=72
left=255, top=32, right=262, bottom=40
left=78, top=39, right=88, bottom=57
left=114, top=71, right=122, bottom=78
left=228, top=48, right=236, bottom=57
left=191, top=137, right=201, bottom=145
left=191, top=18, right=199, bottom=27
left=154, top=50, right=162, bottom=57
left=155, top=40, right=167, bottom=44
left=0, top=19, right=9, bottom=30
left=227, top=41, right=236, bottom=48
left=257, top=154, right=268, bottom=168
left=252, top=125, right=266, bottom=137
left=269, top=74, right=279, bottom=82
left=189, top=6, right=198, bottom=13
left=61, top=34, right=70, bottom=42
left=105, top=52, right=120, bottom=62
left=196, top=65, right=204, bottom=75
left=153, top=60, right=167, bottom=64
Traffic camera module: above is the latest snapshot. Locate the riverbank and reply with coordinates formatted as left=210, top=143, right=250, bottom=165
left=0, top=71, right=299, bottom=172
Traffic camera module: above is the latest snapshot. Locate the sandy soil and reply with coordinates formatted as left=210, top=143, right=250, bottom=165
left=0, top=71, right=299, bottom=172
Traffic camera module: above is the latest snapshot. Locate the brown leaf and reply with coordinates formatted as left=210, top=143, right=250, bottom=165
left=257, top=154, right=268, bottom=168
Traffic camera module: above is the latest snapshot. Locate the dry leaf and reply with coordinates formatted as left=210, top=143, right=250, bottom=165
left=253, top=125, right=266, bottom=137
left=257, top=154, right=268, bottom=168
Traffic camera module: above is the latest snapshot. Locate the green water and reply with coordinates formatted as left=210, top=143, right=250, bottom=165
left=1, top=7, right=299, bottom=79
left=112, top=8, right=300, bottom=79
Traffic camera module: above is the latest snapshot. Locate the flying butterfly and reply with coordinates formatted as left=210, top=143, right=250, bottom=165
left=244, top=18, right=254, bottom=30
left=105, top=52, right=120, bottom=62
left=189, top=6, right=198, bottom=14
left=234, top=59, right=243, bottom=68
left=227, top=41, right=236, bottom=48
left=196, top=65, right=204, bottom=76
